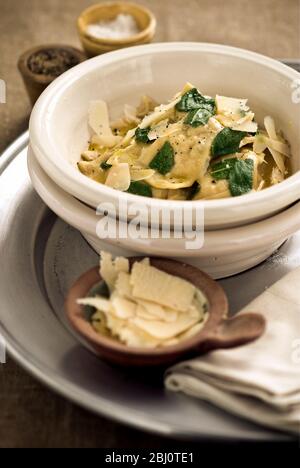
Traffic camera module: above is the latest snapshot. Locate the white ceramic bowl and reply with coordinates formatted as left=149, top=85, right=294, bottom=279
left=28, top=146, right=300, bottom=279
left=29, top=42, right=300, bottom=230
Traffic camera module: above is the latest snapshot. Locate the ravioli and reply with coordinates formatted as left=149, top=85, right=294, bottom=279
left=78, top=86, right=291, bottom=200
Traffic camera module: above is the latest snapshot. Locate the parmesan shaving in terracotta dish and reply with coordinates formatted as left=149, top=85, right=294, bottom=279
left=77, top=253, right=209, bottom=348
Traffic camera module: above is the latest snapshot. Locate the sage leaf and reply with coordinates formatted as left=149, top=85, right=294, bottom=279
left=229, top=159, right=254, bottom=197
left=211, top=158, right=237, bottom=180
left=127, top=181, right=153, bottom=198
left=135, top=126, right=152, bottom=144
left=176, top=88, right=212, bottom=111
left=149, top=141, right=175, bottom=175
left=211, top=128, right=247, bottom=158
left=184, top=107, right=213, bottom=127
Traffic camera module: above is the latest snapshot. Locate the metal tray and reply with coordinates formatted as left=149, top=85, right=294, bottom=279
left=0, top=133, right=297, bottom=441
left=1, top=59, right=299, bottom=440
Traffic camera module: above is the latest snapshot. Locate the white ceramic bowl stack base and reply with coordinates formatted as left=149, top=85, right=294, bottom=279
left=28, top=146, right=300, bottom=279
left=28, top=43, right=300, bottom=278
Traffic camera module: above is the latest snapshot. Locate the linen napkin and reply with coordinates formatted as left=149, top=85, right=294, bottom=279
left=165, top=267, right=300, bottom=435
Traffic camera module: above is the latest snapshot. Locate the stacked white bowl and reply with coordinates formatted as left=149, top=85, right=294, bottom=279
left=28, top=43, right=300, bottom=278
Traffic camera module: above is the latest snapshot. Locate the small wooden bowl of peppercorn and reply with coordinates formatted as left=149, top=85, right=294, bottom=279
left=18, top=45, right=86, bottom=105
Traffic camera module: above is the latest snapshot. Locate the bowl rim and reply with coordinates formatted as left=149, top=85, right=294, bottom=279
left=77, top=1, right=157, bottom=46
left=65, top=258, right=228, bottom=357
left=29, top=42, right=300, bottom=213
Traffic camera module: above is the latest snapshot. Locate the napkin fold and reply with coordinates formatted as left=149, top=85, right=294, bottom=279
left=165, top=268, right=300, bottom=435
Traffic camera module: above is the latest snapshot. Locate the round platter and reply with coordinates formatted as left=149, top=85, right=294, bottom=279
left=0, top=132, right=298, bottom=442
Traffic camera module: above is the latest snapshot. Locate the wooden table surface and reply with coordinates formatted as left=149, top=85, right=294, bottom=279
left=0, top=0, right=299, bottom=448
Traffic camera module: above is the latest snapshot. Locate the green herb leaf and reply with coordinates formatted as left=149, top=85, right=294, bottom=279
left=176, top=88, right=212, bottom=112
left=229, top=159, right=254, bottom=197
left=83, top=281, right=110, bottom=321
left=176, top=89, right=216, bottom=127
left=211, top=158, right=254, bottom=196
left=187, top=182, right=201, bottom=200
left=184, top=107, right=213, bottom=127
left=211, top=128, right=247, bottom=158
left=127, top=181, right=152, bottom=198
left=149, top=141, right=175, bottom=175
left=100, top=162, right=112, bottom=170
left=135, top=126, right=152, bottom=144
left=211, top=158, right=238, bottom=180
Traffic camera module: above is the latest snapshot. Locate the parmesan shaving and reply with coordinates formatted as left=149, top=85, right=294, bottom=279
left=88, top=100, right=121, bottom=148
left=78, top=253, right=209, bottom=348
left=100, top=252, right=129, bottom=291
left=264, top=137, right=290, bottom=157
left=115, top=272, right=133, bottom=299
left=123, top=104, right=140, bottom=125
left=148, top=120, right=182, bottom=141
left=110, top=295, right=136, bottom=319
left=232, top=120, right=258, bottom=133
left=216, top=95, right=249, bottom=116
left=105, top=163, right=131, bottom=191
left=139, top=91, right=181, bottom=129
left=130, top=168, right=155, bottom=181
left=130, top=261, right=196, bottom=312
left=131, top=314, right=200, bottom=341
left=137, top=300, right=178, bottom=322
left=264, top=116, right=286, bottom=173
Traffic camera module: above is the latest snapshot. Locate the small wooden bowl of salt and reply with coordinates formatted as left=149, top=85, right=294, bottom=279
left=77, top=1, right=157, bottom=57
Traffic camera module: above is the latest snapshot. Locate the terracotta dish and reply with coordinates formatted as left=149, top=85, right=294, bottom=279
left=65, top=258, right=265, bottom=367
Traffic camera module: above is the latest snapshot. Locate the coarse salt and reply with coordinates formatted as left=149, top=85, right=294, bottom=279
left=86, top=13, right=140, bottom=40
